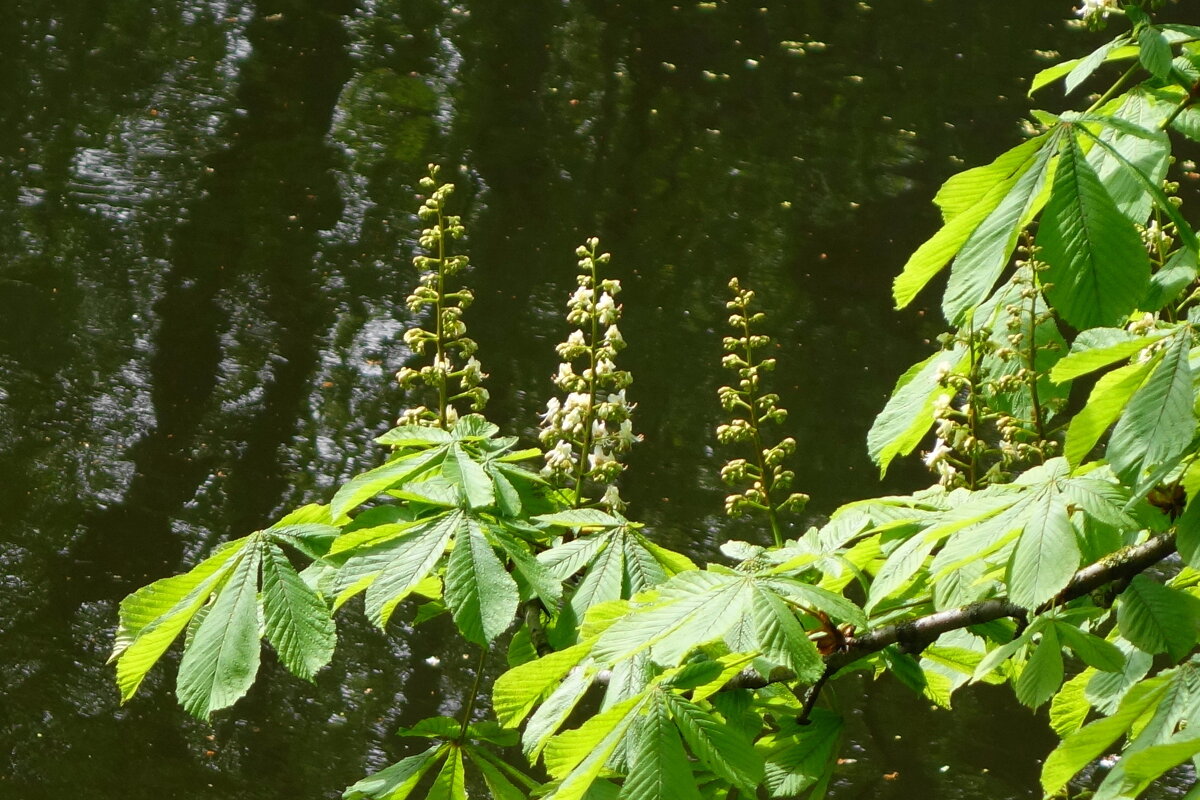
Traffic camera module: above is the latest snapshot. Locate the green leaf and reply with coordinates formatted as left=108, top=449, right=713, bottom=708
left=1042, top=675, right=1170, bottom=795
left=443, top=442, right=495, bottom=509
left=762, top=578, right=868, bottom=629
left=1050, top=670, right=1093, bottom=737
left=551, top=533, right=625, bottom=649
left=376, top=425, right=454, bottom=447
left=533, top=509, right=623, bottom=529
left=1108, top=333, right=1195, bottom=482
left=1138, top=26, right=1173, bottom=79
left=1037, top=131, right=1151, bottom=329
left=1063, top=361, right=1154, bottom=469
left=1083, top=91, right=1172, bottom=224
left=443, top=519, right=520, bottom=645
left=451, top=414, right=499, bottom=440
left=1086, top=640, right=1153, bottom=715
left=464, top=746, right=530, bottom=800
left=542, top=695, right=645, bottom=800
left=759, top=710, right=843, bottom=798
left=493, top=642, right=594, bottom=728
left=1015, top=626, right=1063, bottom=708
left=867, top=532, right=937, bottom=611
left=522, top=667, right=594, bottom=758
left=343, top=744, right=446, bottom=800
left=942, top=132, right=1055, bottom=322
left=176, top=543, right=263, bottom=718
left=1065, top=35, right=1131, bottom=94
left=1175, top=496, right=1200, bottom=568
left=750, top=587, right=824, bottom=682
left=426, top=745, right=466, bottom=800
left=1143, top=247, right=1199, bottom=312
left=1050, top=332, right=1163, bottom=383
left=867, top=346, right=966, bottom=475
left=340, top=511, right=461, bottom=627
left=623, top=698, right=703, bottom=800
left=1006, top=489, right=1079, bottom=609
left=592, top=572, right=751, bottom=667
left=332, top=448, right=443, bottom=521
left=490, top=525, right=563, bottom=608
left=1124, top=729, right=1200, bottom=784
left=1053, top=623, right=1125, bottom=673
left=894, top=136, right=1047, bottom=308
left=1118, top=574, right=1199, bottom=660
left=261, top=542, right=336, bottom=680
left=666, top=694, right=764, bottom=796
left=111, top=538, right=247, bottom=702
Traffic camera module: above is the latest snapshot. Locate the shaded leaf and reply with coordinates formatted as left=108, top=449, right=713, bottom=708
left=261, top=542, right=336, bottom=680
left=1118, top=575, right=1199, bottom=660
left=1015, top=626, right=1064, bottom=708
left=623, top=698, right=702, bottom=800
left=1108, top=333, right=1195, bottom=482
left=444, top=519, right=519, bottom=645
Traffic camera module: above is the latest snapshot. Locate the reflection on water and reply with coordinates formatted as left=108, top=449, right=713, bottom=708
left=0, top=2, right=1183, bottom=798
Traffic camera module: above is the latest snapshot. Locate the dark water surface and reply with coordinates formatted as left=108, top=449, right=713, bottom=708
left=0, top=2, right=1184, bottom=798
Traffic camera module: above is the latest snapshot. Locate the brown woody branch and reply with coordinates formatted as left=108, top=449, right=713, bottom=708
left=726, top=530, right=1178, bottom=699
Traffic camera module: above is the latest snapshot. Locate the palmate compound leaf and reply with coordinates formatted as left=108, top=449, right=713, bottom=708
left=261, top=541, right=336, bottom=681
left=111, top=537, right=249, bottom=702
left=750, top=586, right=824, bottom=683
left=442, top=442, right=495, bottom=510
left=1014, top=625, right=1064, bottom=708
left=1037, top=129, right=1151, bottom=330
left=1004, top=481, right=1080, bottom=610
left=622, top=696, right=703, bottom=800
left=176, top=541, right=263, bottom=719
left=757, top=709, right=843, bottom=798
left=443, top=518, right=520, bottom=645
left=330, top=447, right=444, bottom=522
left=1062, top=360, right=1154, bottom=469
left=427, top=745, right=467, bottom=800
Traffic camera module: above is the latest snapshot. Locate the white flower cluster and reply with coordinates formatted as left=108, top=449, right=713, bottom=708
left=538, top=238, right=639, bottom=508
left=395, top=165, right=488, bottom=427
left=1074, top=0, right=1118, bottom=22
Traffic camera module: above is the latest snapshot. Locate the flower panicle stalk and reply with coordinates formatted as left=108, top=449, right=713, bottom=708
left=925, top=240, right=1063, bottom=488
left=395, top=164, right=488, bottom=429
left=717, top=277, right=808, bottom=547
left=538, top=237, right=639, bottom=511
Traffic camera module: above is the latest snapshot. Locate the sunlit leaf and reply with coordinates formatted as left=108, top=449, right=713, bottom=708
left=1063, top=361, right=1154, bottom=469
left=867, top=346, right=966, bottom=475
left=331, top=448, right=443, bottom=521
left=1042, top=676, right=1170, bottom=795
left=1015, top=626, right=1063, bottom=708
left=176, top=543, right=263, bottom=718
left=1037, top=130, right=1151, bottom=329
left=942, top=132, right=1056, bottom=321
left=443, top=442, right=495, bottom=509
left=112, top=538, right=246, bottom=702
left=343, top=744, right=447, bottom=800
left=493, top=642, right=594, bottom=728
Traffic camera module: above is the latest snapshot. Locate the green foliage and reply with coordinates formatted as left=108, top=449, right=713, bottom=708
left=112, top=10, right=1200, bottom=798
